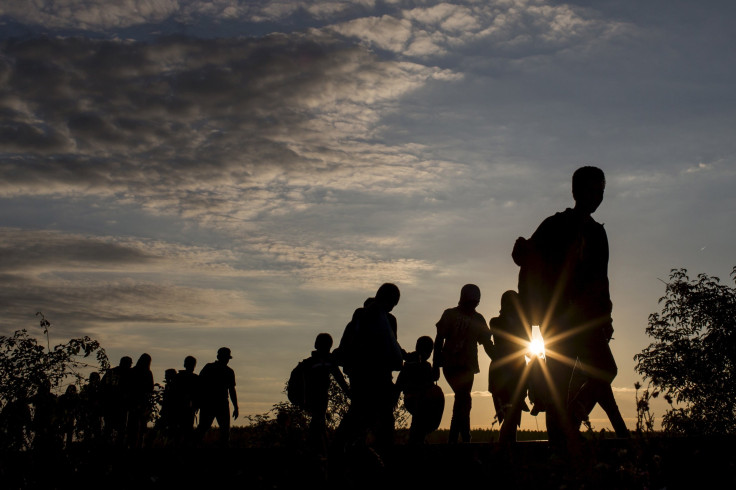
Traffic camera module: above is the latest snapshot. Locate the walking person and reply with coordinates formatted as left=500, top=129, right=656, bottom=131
left=195, top=347, right=239, bottom=446
left=512, top=166, right=624, bottom=451
left=433, top=284, right=493, bottom=443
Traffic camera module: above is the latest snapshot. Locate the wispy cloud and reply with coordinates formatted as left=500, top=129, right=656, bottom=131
left=0, top=34, right=459, bottom=214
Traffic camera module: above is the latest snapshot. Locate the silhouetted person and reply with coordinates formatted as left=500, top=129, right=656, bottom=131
left=79, top=372, right=103, bottom=444
left=396, top=336, right=444, bottom=445
left=301, top=333, right=350, bottom=454
left=433, top=284, right=493, bottom=443
left=101, top=356, right=133, bottom=446
left=171, top=355, right=199, bottom=446
left=335, top=295, right=406, bottom=377
left=30, top=379, right=59, bottom=451
left=127, top=353, right=154, bottom=448
left=488, top=291, right=530, bottom=445
left=58, top=384, right=80, bottom=448
left=512, top=166, right=622, bottom=450
left=157, top=368, right=178, bottom=441
left=0, top=395, right=31, bottom=451
left=336, top=283, right=404, bottom=456
left=196, top=347, right=239, bottom=447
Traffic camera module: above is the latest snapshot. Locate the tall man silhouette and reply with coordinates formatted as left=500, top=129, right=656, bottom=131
left=196, top=347, right=239, bottom=446
left=336, top=283, right=404, bottom=455
left=513, top=166, right=624, bottom=449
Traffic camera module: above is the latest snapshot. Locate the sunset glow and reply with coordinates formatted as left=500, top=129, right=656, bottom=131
left=528, top=337, right=546, bottom=359
left=0, top=1, right=733, bottom=433
left=524, top=325, right=546, bottom=362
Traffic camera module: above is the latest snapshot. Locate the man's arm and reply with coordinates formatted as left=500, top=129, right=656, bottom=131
left=432, top=333, right=444, bottom=381
left=477, top=315, right=494, bottom=360
left=229, top=385, right=239, bottom=420
left=331, top=363, right=351, bottom=397
left=481, top=333, right=494, bottom=360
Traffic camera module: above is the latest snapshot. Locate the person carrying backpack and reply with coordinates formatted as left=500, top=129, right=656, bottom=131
left=291, top=333, right=350, bottom=453
left=512, top=166, right=624, bottom=451
left=396, top=336, right=444, bottom=444
left=488, top=290, right=531, bottom=445
left=334, top=284, right=405, bottom=457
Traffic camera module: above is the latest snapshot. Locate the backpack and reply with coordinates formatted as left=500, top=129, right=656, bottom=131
left=334, top=311, right=361, bottom=374
left=516, top=237, right=549, bottom=327
left=287, top=359, right=309, bottom=408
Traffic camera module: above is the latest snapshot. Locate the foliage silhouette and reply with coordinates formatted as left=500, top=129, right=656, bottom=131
left=0, top=315, right=109, bottom=450
left=634, top=381, right=659, bottom=434
left=635, top=267, right=736, bottom=435
left=1, top=327, right=109, bottom=409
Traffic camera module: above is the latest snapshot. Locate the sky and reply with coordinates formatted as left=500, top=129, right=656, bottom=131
left=1, top=0, right=734, bottom=432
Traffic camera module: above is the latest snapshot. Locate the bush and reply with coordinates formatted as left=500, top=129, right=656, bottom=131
left=634, top=267, right=736, bottom=435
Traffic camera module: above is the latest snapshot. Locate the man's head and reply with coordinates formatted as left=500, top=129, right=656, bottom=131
left=572, top=166, right=606, bottom=215
left=500, top=290, right=521, bottom=317
left=314, top=332, right=334, bottom=353
left=217, top=347, right=232, bottom=363
left=120, top=356, right=133, bottom=369
left=135, top=353, right=151, bottom=369
left=184, top=355, right=197, bottom=372
left=415, top=335, right=434, bottom=361
left=459, top=284, right=481, bottom=310
left=375, top=283, right=400, bottom=312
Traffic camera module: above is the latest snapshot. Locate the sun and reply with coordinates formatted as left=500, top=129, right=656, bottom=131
left=528, top=338, right=545, bottom=358
left=527, top=325, right=546, bottom=359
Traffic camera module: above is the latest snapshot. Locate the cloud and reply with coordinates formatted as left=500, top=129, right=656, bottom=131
left=329, top=15, right=414, bottom=53
left=612, top=386, right=637, bottom=393
left=0, top=34, right=460, bottom=222
left=322, top=1, right=633, bottom=62
left=0, top=222, right=438, bottom=339
left=0, top=0, right=179, bottom=30
left=246, top=238, right=436, bottom=288
left=685, top=162, right=713, bottom=174
left=0, top=0, right=378, bottom=31
left=0, top=228, right=270, bottom=337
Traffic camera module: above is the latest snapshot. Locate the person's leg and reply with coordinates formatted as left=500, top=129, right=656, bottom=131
left=371, top=375, right=397, bottom=453
left=444, top=368, right=474, bottom=443
left=498, top=385, right=525, bottom=445
left=544, top=353, right=577, bottom=449
left=195, top=406, right=215, bottom=443
left=499, top=407, right=521, bottom=445
left=597, top=384, right=629, bottom=437
left=444, top=369, right=460, bottom=443
left=126, top=407, right=142, bottom=449
left=308, top=403, right=329, bottom=454
left=571, top=336, right=621, bottom=432
left=214, top=404, right=231, bottom=447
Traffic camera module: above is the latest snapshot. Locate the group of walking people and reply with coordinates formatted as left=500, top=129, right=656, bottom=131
left=2, top=347, right=240, bottom=450
left=297, top=166, right=628, bottom=459
left=102, top=347, right=240, bottom=448
left=5, top=166, right=626, bottom=457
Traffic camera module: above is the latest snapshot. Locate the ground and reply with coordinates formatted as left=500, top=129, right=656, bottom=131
left=2, top=434, right=735, bottom=489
